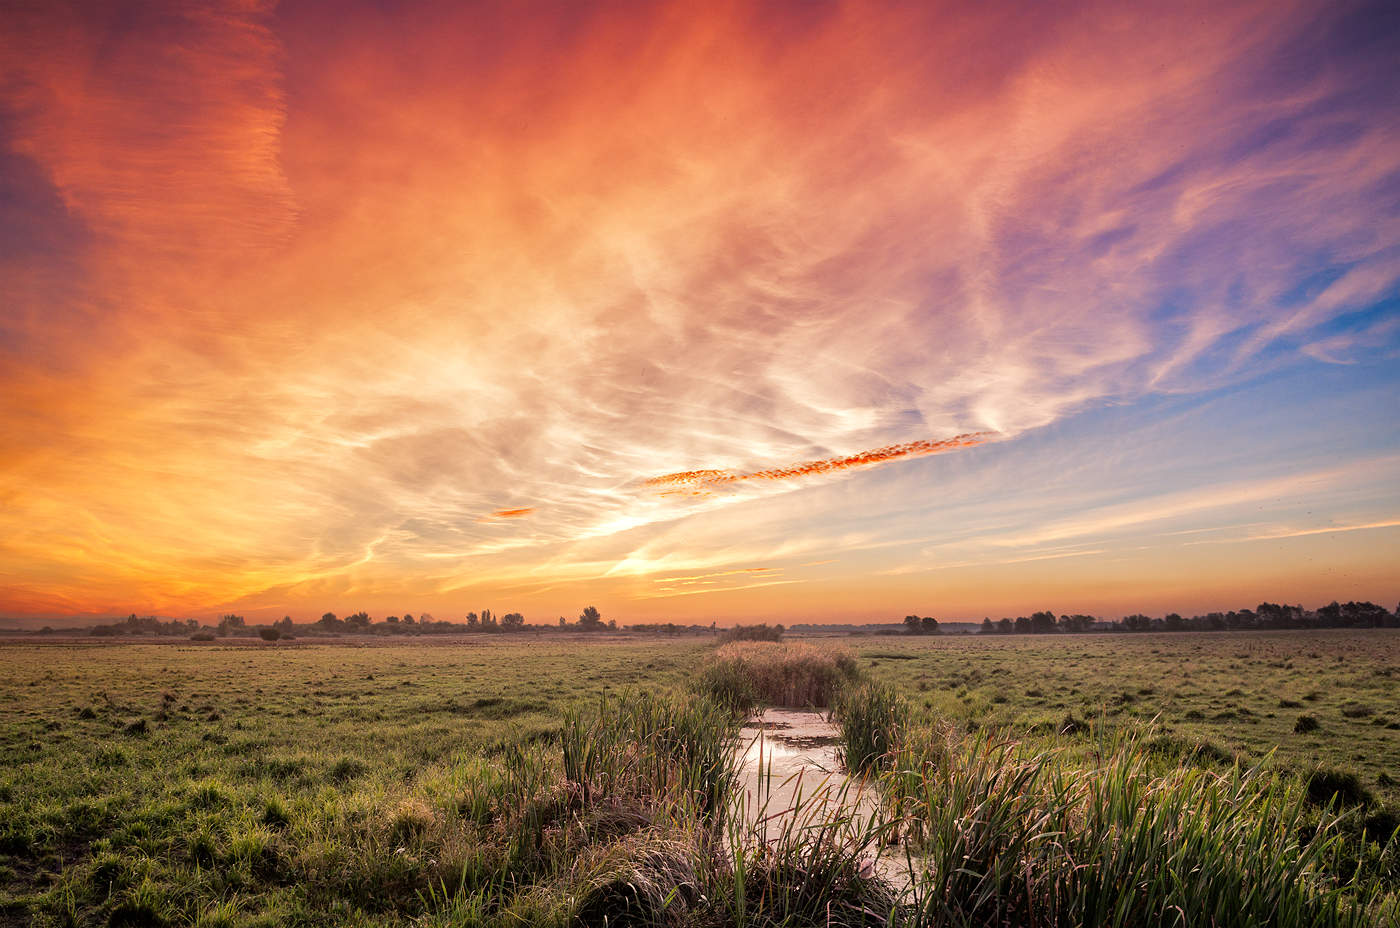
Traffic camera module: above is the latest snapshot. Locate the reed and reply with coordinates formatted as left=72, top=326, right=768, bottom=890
left=835, top=680, right=907, bottom=776
left=885, top=726, right=1387, bottom=928
left=700, top=641, right=860, bottom=709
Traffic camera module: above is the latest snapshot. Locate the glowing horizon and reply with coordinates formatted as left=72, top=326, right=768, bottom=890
left=1, top=0, right=1397, bottom=625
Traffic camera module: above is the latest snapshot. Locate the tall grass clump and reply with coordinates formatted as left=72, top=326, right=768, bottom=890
left=888, top=726, right=1384, bottom=928
left=698, top=642, right=859, bottom=710
left=562, top=689, right=740, bottom=821
left=835, top=681, right=907, bottom=776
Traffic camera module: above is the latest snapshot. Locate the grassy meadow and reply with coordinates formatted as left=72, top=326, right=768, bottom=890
left=1, top=630, right=1396, bottom=926
left=854, top=630, right=1400, bottom=804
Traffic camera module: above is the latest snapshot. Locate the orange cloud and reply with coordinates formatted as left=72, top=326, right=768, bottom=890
left=489, top=508, right=536, bottom=519
left=645, top=433, right=994, bottom=495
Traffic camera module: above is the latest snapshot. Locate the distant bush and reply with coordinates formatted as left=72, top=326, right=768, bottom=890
left=257, top=627, right=281, bottom=642
left=718, top=623, right=784, bottom=643
left=1294, top=714, right=1321, bottom=733
left=189, top=631, right=215, bottom=642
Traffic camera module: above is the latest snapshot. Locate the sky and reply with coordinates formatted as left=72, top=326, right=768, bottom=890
left=1, top=0, right=1398, bottom=626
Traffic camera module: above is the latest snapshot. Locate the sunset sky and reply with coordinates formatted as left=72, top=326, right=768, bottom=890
left=2, top=0, right=1397, bottom=625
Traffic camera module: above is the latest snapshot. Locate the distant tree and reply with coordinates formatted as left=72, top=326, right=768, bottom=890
left=346, top=611, right=371, bottom=630
left=402, top=613, right=415, bottom=625
left=904, top=615, right=921, bottom=634
left=218, top=614, right=245, bottom=636
left=558, top=616, right=567, bottom=628
left=386, top=615, right=400, bottom=625
left=275, top=616, right=294, bottom=633
left=996, top=618, right=1013, bottom=634
left=1341, top=601, right=1388, bottom=627
left=920, top=616, right=939, bottom=634
left=501, top=612, right=524, bottom=630
left=258, top=627, right=281, bottom=641
left=1120, top=614, right=1153, bottom=632
left=579, top=606, right=603, bottom=631
left=1030, top=610, right=1056, bottom=634
left=465, top=611, right=480, bottom=630
left=607, top=619, right=617, bottom=631
left=980, top=618, right=994, bottom=635
left=1164, top=612, right=1183, bottom=632
left=480, top=609, right=498, bottom=630
left=1014, top=616, right=1031, bottom=634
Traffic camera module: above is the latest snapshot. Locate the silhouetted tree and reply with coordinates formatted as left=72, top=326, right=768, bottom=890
left=346, top=611, right=371, bottom=630
left=980, top=618, right=994, bottom=635
left=218, top=614, right=245, bottom=636
left=579, top=605, right=603, bottom=631
left=921, top=616, right=939, bottom=634
left=502, top=612, right=524, bottom=630
left=904, top=615, right=921, bottom=634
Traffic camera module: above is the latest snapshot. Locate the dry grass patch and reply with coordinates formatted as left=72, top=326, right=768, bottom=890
left=701, top=641, right=859, bottom=709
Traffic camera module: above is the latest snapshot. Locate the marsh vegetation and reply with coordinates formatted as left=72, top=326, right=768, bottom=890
left=1, top=631, right=1396, bottom=926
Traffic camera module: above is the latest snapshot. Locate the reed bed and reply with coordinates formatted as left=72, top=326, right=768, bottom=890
left=876, top=725, right=1392, bottom=928
left=699, top=641, right=860, bottom=710
left=835, top=681, right=908, bottom=776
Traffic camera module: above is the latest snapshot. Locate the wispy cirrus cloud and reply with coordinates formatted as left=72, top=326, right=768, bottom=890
left=644, top=434, right=994, bottom=496
left=0, top=0, right=1396, bottom=621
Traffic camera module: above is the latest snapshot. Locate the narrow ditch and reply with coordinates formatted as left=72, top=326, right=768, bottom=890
left=731, top=707, right=916, bottom=887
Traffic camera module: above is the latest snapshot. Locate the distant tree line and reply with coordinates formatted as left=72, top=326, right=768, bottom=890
left=718, top=623, right=785, bottom=643
left=87, top=614, right=200, bottom=637
left=974, top=601, right=1399, bottom=635
left=626, top=622, right=719, bottom=636
left=80, top=605, right=620, bottom=639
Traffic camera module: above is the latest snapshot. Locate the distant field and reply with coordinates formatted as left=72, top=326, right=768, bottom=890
left=1, top=630, right=1395, bottom=926
left=851, top=629, right=1400, bottom=803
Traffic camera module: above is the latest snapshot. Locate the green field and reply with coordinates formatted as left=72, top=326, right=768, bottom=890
left=855, top=630, right=1400, bottom=803
left=1, top=631, right=1396, bottom=926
